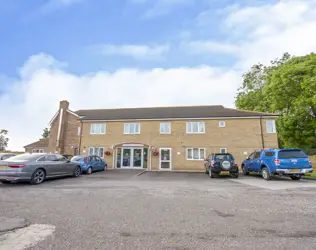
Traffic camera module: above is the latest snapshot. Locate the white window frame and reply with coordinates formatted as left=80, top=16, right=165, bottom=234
left=266, top=120, right=276, bottom=133
left=32, top=149, right=44, bottom=153
left=88, top=147, right=104, bottom=158
left=90, top=124, right=106, bottom=135
left=220, top=148, right=227, bottom=153
left=160, top=122, right=171, bottom=134
left=186, top=122, right=205, bottom=134
left=124, top=123, right=141, bottom=134
left=186, top=148, right=206, bottom=160
left=219, top=121, right=226, bottom=128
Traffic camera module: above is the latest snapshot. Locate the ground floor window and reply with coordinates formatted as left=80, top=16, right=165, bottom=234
left=186, top=148, right=205, bottom=160
left=32, top=149, right=44, bottom=153
left=88, top=147, right=104, bottom=158
left=220, top=148, right=227, bottom=153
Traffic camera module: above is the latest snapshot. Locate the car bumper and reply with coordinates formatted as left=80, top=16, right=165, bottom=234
left=275, top=168, right=313, bottom=175
left=0, top=172, right=31, bottom=182
left=211, top=166, right=239, bottom=175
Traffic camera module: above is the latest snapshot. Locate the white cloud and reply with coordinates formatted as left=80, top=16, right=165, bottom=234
left=188, top=0, right=316, bottom=69
left=129, top=0, right=196, bottom=18
left=95, top=44, right=170, bottom=60
left=1, top=53, right=240, bottom=151
left=40, top=0, right=84, bottom=13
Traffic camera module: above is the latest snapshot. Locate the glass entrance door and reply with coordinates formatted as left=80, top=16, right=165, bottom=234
left=120, top=148, right=143, bottom=168
left=122, top=148, right=132, bottom=167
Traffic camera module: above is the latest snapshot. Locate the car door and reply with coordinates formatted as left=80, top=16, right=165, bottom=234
left=89, top=156, right=97, bottom=171
left=96, top=156, right=104, bottom=170
left=41, top=155, right=61, bottom=176
left=245, top=152, right=255, bottom=171
left=251, top=151, right=262, bottom=172
left=55, top=154, right=73, bottom=175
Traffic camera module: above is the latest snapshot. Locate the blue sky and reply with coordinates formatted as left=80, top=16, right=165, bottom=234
left=1, top=0, right=316, bottom=150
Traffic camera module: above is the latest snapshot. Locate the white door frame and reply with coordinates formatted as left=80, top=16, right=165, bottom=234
left=159, top=148, right=172, bottom=170
left=121, top=147, right=143, bottom=168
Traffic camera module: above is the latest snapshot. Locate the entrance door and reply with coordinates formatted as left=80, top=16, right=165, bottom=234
left=159, top=148, right=172, bottom=170
left=122, top=148, right=132, bottom=168
left=133, top=148, right=142, bottom=168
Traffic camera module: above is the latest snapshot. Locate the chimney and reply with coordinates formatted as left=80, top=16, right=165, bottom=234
left=59, top=100, right=69, bottom=111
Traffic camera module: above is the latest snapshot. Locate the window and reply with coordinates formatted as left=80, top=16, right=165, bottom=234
left=88, top=147, right=104, bottom=158
left=264, top=151, right=275, bottom=157
left=214, top=154, right=234, bottom=161
left=77, top=127, right=81, bottom=136
left=186, top=122, right=205, bottom=134
left=278, top=150, right=307, bottom=159
left=44, top=155, right=58, bottom=161
left=90, top=124, right=106, bottom=134
left=219, top=121, right=226, bottom=128
left=124, top=123, right=140, bottom=134
left=187, top=148, right=205, bottom=160
left=254, top=151, right=261, bottom=159
left=32, top=149, right=44, bottom=153
left=160, top=122, right=171, bottom=134
left=266, top=120, right=276, bottom=133
left=220, top=148, right=227, bottom=153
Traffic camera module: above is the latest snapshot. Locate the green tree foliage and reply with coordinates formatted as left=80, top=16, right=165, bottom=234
left=0, top=130, right=9, bottom=152
left=42, top=128, right=50, bottom=139
left=236, top=53, right=316, bottom=152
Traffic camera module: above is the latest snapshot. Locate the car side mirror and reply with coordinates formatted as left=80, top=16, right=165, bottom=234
left=67, top=160, right=71, bottom=163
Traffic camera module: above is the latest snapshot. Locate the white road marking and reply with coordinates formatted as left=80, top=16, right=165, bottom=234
left=0, top=224, right=55, bottom=250
left=230, top=178, right=316, bottom=190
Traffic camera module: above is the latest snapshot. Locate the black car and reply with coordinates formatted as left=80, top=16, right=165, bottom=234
left=204, top=153, right=239, bottom=178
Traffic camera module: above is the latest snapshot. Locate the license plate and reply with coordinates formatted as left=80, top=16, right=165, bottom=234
left=0, top=165, right=7, bottom=170
left=220, top=171, right=230, bottom=174
left=289, top=169, right=300, bottom=173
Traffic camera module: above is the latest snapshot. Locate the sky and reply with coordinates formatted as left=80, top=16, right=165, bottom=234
left=1, top=0, right=316, bottom=150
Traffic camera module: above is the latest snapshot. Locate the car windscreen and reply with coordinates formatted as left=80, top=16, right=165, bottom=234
left=214, top=154, right=234, bottom=161
left=5, top=154, right=42, bottom=161
left=278, top=150, right=307, bottom=159
left=71, top=156, right=84, bottom=161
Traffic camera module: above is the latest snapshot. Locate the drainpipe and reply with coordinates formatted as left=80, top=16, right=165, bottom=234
left=259, top=116, right=265, bottom=149
left=78, top=121, right=83, bottom=155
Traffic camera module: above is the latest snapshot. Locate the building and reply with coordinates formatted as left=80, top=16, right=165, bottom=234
left=26, top=100, right=279, bottom=171
left=24, top=138, right=49, bottom=153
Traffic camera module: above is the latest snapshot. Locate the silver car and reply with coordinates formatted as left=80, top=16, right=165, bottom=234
left=0, top=153, right=82, bottom=185
left=0, top=153, right=16, bottom=160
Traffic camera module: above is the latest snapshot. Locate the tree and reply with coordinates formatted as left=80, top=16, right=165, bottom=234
left=235, top=53, right=316, bottom=152
left=42, top=128, right=50, bottom=138
left=0, top=130, right=9, bottom=152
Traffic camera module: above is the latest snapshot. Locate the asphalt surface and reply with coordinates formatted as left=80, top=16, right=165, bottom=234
left=1, top=170, right=316, bottom=250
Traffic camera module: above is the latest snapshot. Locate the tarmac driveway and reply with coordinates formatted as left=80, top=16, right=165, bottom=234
left=1, top=170, right=316, bottom=250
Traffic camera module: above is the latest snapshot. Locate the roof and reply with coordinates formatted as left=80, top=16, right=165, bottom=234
left=24, top=138, right=49, bottom=148
left=75, top=105, right=278, bottom=121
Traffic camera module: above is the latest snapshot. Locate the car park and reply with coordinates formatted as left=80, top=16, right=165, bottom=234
left=241, top=148, right=313, bottom=180
left=204, top=153, right=239, bottom=178
left=71, top=155, right=107, bottom=174
left=0, top=153, right=16, bottom=160
left=0, top=153, right=81, bottom=185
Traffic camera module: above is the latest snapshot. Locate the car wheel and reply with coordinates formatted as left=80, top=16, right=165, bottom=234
left=262, top=167, right=271, bottom=180
left=73, top=166, right=81, bottom=177
left=232, top=173, right=239, bottom=178
left=290, top=175, right=301, bottom=181
left=209, top=170, right=214, bottom=178
left=242, top=165, right=249, bottom=176
left=1, top=181, right=11, bottom=184
left=30, top=169, right=46, bottom=185
left=86, top=167, right=92, bottom=175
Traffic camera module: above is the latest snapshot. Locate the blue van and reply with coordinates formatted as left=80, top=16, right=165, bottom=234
left=71, top=155, right=107, bottom=174
left=241, top=148, right=313, bottom=180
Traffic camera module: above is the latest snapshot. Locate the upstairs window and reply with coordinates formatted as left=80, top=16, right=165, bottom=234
left=266, top=120, right=276, bottom=133
left=90, top=124, right=106, bottom=134
left=124, top=123, right=140, bottom=134
left=160, top=122, right=171, bottom=134
left=219, top=121, right=226, bottom=128
left=186, top=122, right=205, bottom=134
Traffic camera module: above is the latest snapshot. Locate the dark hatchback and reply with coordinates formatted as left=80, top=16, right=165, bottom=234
left=204, top=153, right=239, bottom=178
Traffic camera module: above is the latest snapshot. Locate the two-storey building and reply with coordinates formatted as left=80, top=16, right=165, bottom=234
left=25, top=100, right=279, bottom=171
